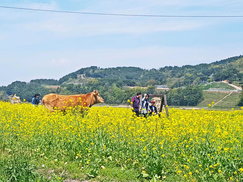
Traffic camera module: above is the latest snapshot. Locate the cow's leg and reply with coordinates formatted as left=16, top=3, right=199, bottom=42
left=44, top=105, right=55, bottom=112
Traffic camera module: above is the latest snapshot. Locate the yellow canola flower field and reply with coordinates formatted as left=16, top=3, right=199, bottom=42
left=0, top=101, right=242, bottom=181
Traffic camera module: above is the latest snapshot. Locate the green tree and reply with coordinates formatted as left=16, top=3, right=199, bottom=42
left=167, top=86, right=203, bottom=106
left=238, top=91, right=243, bottom=106
left=5, top=81, right=50, bottom=102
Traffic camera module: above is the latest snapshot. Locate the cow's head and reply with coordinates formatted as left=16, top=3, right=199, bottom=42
left=93, top=90, right=104, bottom=103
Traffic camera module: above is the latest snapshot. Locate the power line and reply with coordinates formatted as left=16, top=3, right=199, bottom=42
left=0, top=5, right=243, bottom=18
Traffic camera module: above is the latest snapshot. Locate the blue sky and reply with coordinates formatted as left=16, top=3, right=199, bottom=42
left=0, top=0, right=243, bottom=86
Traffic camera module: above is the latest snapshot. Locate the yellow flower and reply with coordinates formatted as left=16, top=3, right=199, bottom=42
left=224, top=148, right=229, bottom=152
left=239, top=168, right=243, bottom=173
left=0, top=101, right=241, bottom=181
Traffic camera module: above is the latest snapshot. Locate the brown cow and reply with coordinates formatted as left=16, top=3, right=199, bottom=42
left=42, top=90, right=104, bottom=111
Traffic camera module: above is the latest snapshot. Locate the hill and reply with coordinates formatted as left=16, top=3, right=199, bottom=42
left=59, top=55, right=243, bottom=88
left=0, top=55, right=242, bottom=106
left=198, top=91, right=241, bottom=108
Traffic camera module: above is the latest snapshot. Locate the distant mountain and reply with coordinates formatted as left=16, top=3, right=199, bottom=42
left=59, top=55, right=243, bottom=88
left=0, top=55, right=242, bottom=106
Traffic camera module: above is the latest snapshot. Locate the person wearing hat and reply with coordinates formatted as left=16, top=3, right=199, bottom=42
left=149, top=100, right=158, bottom=115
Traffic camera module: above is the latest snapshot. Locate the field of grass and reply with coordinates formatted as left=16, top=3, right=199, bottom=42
left=198, top=91, right=241, bottom=108
left=199, top=82, right=235, bottom=90
left=0, top=102, right=242, bottom=181
left=212, top=92, right=241, bottom=108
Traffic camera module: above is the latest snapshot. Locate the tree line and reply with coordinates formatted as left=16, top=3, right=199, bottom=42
left=0, top=80, right=203, bottom=106
left=0, top=55, right=242, bottom=106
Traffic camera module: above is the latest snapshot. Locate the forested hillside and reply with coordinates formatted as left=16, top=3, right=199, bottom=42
left=59, top=55, right=243, bottom=88
left=0, top=55, right=242, bottom=106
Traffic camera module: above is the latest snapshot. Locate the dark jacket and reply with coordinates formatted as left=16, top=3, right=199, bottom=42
left=131, top=96, right=140, bottom=111
left=149, top=105, right=157, bottom=114
left=32, top=97, right=40, bottom=105
left=141, top=98, right=149, bottom=110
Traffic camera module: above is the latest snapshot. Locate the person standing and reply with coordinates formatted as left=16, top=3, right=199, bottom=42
left=32, top=94, right=41, bottom=105
left=141, top=94, right=150, bottom=117
left=131, top=92, right=142, bottom=116
left=149, top=100, right=158, bottom=115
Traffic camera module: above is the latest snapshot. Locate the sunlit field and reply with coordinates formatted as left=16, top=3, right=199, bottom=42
left=0, top=101, right=242, bottom=181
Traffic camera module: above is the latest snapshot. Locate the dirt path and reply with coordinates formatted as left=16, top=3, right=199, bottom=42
left=222, top=81, right=242, bottom=91
left=212, top=91, right=234, bottom=107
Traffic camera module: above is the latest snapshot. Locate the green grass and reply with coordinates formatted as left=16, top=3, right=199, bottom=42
left=213, top=92, right=241, bottom=108
left=0, top=153, right=49, bottom=182
left=198, top=91, right=228, bottom=107
left=97, top=167, right=140, bottom=182
left=199, top=82, right=235, bottom=90
left=198, top=91, right=241, bottom=108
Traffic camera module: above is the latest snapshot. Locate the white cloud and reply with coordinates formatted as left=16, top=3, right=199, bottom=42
left=0, top=0, right=243, bottom=86
left=0, top=34, right=7, bottom=41
left=83, top=0, right=243, bottom=14
left=39, top=45, right=243, bottom=68
left=21, top=1, right=58, bottom=10
left=24, top=16, right=205, bottom=36
left=50, top=58, right=71, bottom=65
left=1, top=0, right=242, bottom=38
left=0, top=44, right=242, bottom=86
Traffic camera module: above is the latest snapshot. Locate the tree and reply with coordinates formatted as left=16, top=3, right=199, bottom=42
left=167, top=86, right=203, bottom=106
left=5, top=81, right=50, bottom=102
left=238, top=91, right=243, bottom=106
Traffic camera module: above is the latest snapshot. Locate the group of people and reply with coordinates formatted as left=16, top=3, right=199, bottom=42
left=131, top=92, right=158, bottom=116
left=8, top=93, right=41, bottom=105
